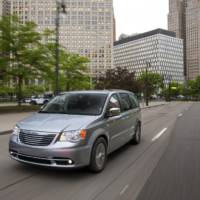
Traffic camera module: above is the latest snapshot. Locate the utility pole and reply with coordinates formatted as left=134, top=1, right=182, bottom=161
left=168, top=75, right=172, bottom=102
left=55, top=0, right=66, bottom=95
left=165, top=74, right=172, bottom=102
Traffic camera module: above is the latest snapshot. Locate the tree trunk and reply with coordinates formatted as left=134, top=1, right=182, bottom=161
left=66, top=81, right=70, bottom=91
left=17, top=76, right=22, bottom=106
left=65, top=73, right=70, bottom=91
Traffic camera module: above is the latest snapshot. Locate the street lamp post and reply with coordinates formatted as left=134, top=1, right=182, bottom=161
left=165, top=74, right=172, bottom=101
left=145, top=61, right=151, bottom=106
left=55, top=0, right=66, bottom=95
left=168, top=75, right=172, bottom=102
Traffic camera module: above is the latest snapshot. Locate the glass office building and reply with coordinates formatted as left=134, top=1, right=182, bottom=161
left=114, top=29, right=184, bottom=84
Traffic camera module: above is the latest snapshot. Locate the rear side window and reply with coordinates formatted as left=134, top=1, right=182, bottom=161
left=119, top=93, right=132, bottom=112
left=129, top=94, right=139, bottom=109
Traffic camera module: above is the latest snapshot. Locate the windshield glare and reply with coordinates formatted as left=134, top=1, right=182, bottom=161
left=40, top=93, right=107, bottom=115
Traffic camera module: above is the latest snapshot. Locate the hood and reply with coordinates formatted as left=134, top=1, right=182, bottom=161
left=18, top=113, right=100, bottom=133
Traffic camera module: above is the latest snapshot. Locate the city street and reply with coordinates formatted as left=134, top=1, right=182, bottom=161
left=0, top=102, right=199, bottom=200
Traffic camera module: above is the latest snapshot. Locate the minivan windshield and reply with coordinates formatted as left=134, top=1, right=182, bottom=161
left=40, top=93, right=108, bottom=115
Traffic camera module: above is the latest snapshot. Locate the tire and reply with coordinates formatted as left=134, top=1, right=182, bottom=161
left=31, top=101, right=36, bottom=105
left=131, top=123, right=141, bottom=145
left=43, top=100, right=48, bottom=105
left=89, top=137, right=107, bottom=173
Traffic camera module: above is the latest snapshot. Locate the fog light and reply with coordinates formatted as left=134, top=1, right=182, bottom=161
left=68, top=160, right=73, bottom=165
left=10, top=151, right=17, bottom=157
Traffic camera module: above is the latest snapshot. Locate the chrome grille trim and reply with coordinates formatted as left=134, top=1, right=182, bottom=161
left=19, top=130, right=56, bottom=146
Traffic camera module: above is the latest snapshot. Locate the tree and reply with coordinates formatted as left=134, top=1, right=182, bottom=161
left=0, top=16, right=50, bottom=105
left=0, top=15, right=92, bottom=103
left=23, top=85, right=45, bottom=97
left=139, top=71, right=164, bottom=101
left=60, top=51, right=91, bottom=91
left=43, top=43, right=91, bottom=92
left=95, top=67, right=141, bottom=93
left=188, top=76, right=200, bottom=100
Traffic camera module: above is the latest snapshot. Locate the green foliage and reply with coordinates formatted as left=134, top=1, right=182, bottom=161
left=23, top=85, right=45, bottom=97
left=162, top=77, right=200, bottom=101
left=0, top=15, right=50, bottom=104
left=0, top=85, right=15, bottom=96
left=187, top=76, right=200, bottom=100
left=43, top=43, right=91, bottom=92
left=95, top=67, right=141, bottom=93
left=139, top=71, right=164, bottom=97
left=60, top=51, right=91, bottom=91
left=0, top=15, right=92, bottom=104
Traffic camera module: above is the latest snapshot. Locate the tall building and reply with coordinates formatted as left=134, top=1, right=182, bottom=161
left=168, top=0, right=184, bottom=39
left=168, top=0, right=200, bottom=80
left=114, top=29, right=184, bottom=84
left=0, top=0, right=3, bottom=17
left=185, top=0, right=200, bottom=80
left=2, top=0, right=114, bottom=78
left=113, top=14, right=116, bottom=42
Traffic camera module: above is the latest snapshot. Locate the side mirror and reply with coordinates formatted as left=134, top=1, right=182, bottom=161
left=107, top=108, right=121, bottom=117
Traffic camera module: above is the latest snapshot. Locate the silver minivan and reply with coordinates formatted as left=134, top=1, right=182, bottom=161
left=9, top=90, right=141, bottom=172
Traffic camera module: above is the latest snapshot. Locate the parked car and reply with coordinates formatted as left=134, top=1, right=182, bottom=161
left=9, top=90, right=142, bottom=172
left=22, top=97, right=32, bottom=104
left=30, top=94, right=53, bottom=105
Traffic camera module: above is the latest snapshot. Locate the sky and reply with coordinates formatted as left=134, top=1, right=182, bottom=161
left=113, top=0, right=169, bottom=39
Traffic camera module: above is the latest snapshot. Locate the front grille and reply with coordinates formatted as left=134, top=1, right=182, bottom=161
left=19, top=131, right=56, bottom=146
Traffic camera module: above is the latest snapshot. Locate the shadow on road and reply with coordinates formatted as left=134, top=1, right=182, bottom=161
left=10, top=142, right=140, bottom=180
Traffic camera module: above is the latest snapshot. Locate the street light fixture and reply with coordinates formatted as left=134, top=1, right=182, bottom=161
left=55, top=0, right=66, bottom=95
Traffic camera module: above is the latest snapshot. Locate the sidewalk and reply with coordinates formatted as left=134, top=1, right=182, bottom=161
left=140, top=101, right=168, bottom=109
left=0, top=101, right=167, bottom=134
left=137, top=103, right=199, bottom=200
left=0, top=112, right=33, bottom=134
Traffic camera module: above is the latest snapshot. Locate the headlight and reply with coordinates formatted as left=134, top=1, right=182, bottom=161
left=12, top=126, right=20, bottom=136
left=59, top=130, right=87, bottom=143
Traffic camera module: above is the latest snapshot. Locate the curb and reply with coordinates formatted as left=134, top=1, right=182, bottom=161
left=141, top=103, right=168, bottom=110
left=0, top=130, right=12, bottom=135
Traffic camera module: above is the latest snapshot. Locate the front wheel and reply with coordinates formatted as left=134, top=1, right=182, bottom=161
left=131, top=123, right=141, bottom=145
left=89, top=137, right=107, bottom=173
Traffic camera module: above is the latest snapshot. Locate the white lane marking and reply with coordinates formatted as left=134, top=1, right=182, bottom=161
left=152, top=128, right=168, bottom=142
left=120, top=184, right=129, bottom=196
left=178, top=113, right=183, bottom=117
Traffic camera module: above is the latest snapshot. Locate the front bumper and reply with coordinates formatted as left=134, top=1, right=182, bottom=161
left=9, top=137, right=91, bottom=168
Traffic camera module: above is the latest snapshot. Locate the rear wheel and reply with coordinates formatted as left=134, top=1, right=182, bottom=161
left=43, top=100, right=48, bottom=105
left=89, top=137, right=107, bottom=173
left=31, top=100, right=36, bottom=105
left=131, top=123, right=141, bottom=145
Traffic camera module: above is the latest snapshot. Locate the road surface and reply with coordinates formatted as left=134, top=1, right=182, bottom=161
left=0, top=102, right=199, bottom=200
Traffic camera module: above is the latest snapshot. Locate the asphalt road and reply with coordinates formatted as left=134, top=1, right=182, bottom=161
left=0, top=102, right=195, bottom=200
left=137, top=102, right=200, bottom=200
